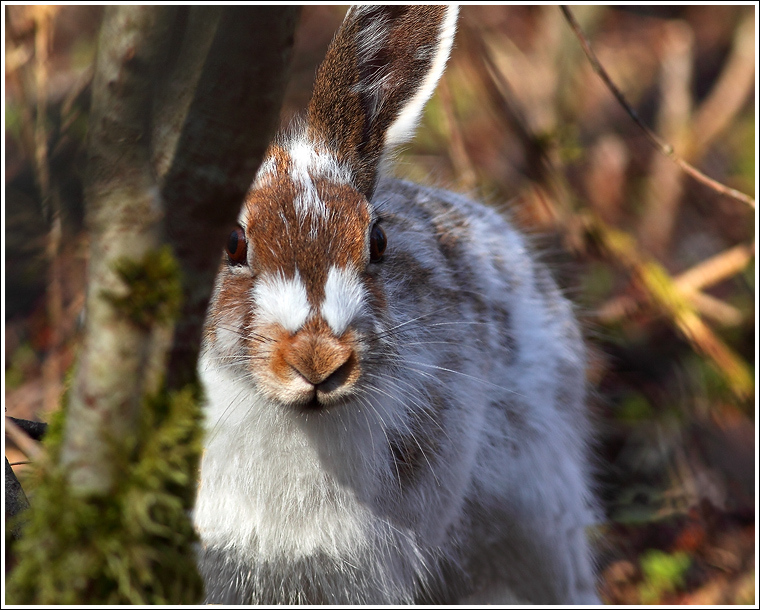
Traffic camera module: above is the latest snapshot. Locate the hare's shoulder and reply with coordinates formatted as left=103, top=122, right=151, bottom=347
left=377, top=178, right=519, bottom=240
left=377, top=177, right=588, bottom=409
left=375, top=178, right=538, bottom=290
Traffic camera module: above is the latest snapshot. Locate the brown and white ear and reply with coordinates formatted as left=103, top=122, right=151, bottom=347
left=307, top=5, right=459, bottom=198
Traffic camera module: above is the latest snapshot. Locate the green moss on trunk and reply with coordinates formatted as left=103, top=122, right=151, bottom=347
left=102, top=245, right=183, bottom=330
left=6, top=382, right=205, bottom=604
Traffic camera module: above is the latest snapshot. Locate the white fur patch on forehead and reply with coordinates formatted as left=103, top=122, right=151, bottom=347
left=383, top=6, right=459, bottom=149
left=254, top=271, right=311, bottom=333
left=321, top=265, right=367, bottom=336
left=288, top=139, right=353, bottom=219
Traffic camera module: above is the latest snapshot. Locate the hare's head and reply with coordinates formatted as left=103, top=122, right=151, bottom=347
left=204, top=6, right=458, bottom=411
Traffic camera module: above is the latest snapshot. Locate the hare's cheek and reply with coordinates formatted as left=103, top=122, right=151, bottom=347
left=207, top=276, right=254, bottom=359
left=212, top=311, right=246, bottom=358
left=361, top=272, right=389, bottom=327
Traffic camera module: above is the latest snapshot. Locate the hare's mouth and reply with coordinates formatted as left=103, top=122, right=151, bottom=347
left=297, top=375, right=358, bottom=413
left=301, top=393, right=348, bottom=412
left=303, top=395, right=322, bottom=411
left=261, top=367, right=361, bottom=413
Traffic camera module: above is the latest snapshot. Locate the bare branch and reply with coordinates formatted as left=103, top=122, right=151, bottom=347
left=690, top=13, right=755, bottom=158
left=561, top=5, right=755, bottom=209
left=687, top=291, right=744, bottom=327
left=674, top=241, right=756, bottom=294
left=638, top=21, right=693, bottom=257
left=5, top=418, right=44, bottom=462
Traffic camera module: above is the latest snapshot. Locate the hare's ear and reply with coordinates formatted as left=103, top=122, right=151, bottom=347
left=307, top=5, right=458, bottom=198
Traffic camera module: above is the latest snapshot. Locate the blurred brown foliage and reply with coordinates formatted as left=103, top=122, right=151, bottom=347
left=4, top=5, right=756, bottom=604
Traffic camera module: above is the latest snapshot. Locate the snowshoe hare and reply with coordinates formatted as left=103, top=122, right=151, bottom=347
left=195, top=5, right=599, bottom=604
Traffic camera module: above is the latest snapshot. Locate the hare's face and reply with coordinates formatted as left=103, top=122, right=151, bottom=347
left=204, top=140, right=390, bottom=410
left=202, top=4, right=458, bottom=414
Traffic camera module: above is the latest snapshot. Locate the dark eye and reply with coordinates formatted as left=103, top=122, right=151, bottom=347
left=226, top=226, right=248, bottom=265
left=370, top=224, right=386, bottom=263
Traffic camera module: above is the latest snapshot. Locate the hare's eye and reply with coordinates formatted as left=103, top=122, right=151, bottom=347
left=370, top=224, right=386, bottom=263
left=226, top=226, right=248, bottom=265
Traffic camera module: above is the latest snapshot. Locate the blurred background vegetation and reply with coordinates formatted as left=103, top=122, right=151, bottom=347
left=4, top=5, right=756, bottom=604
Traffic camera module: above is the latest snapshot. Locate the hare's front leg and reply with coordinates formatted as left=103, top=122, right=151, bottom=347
left=459, top=496, right=600, bottom=605
left=459, top=394, right=600, bottom=604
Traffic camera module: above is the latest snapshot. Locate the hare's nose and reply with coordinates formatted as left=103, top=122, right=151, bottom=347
left=284, top=334, right=357, bottom=391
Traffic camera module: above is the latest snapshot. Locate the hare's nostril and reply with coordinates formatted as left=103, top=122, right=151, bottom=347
left=318, top=353, right=357, bottom=393
left=284, top=343, right=358, bottom=394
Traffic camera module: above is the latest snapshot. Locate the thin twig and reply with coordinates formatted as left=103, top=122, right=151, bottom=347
left=561, top=5, right=755, bottom=209
left=674, top=241, right=756, bottom=293
left=5, top=417, right=44, bottom=461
